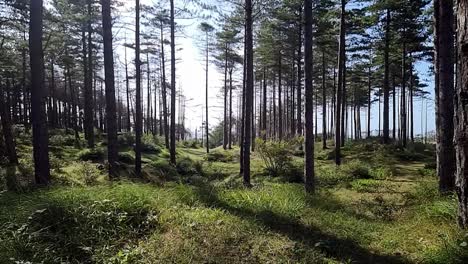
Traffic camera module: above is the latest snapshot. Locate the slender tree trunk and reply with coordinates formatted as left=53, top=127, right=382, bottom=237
left=223, top=44, right=228, bottom=150
left=335, top=0, right=346, bottom=165
left=160, top=23, right=170, bottom=149
left=205, top=32, right=210, bottom=153
left=262, top=68, right=267, bottom=140
left=30, top=0, right=50, bottom=185
left=297, top=12, right=303, bottom=136
left=135, top=0, right=143, bottom=177
left=124, top=45, right=131, bottom=132
left=170, top=0, right=177, bottom=164
left=229, top=68, right=233, bottom=149
left=85, top=0, right=94, bottom=148
left=243, top=0, right=253, bottom=186
left=401, top=41, right=407, bottom=147
left=304, top=0, right=315, bottom=193
left=437, top=0, right=456, bottom=193
left=102, top=0, right=118, bottom=179
left=322, top=50, right=327, bottom=149
left=278, top=53, right=283, bottom=140
left=0, top=82, right=18, bottom=164
left=383, top=8, right=391, bottom=144
left=367, top=65, right=371, bottom=138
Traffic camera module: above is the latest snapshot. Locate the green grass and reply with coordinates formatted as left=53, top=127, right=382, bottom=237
left=1, top=135, right=467, bottom=263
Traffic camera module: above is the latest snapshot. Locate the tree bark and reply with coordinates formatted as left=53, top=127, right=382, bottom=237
left=455, top=0, right=468, bottom=227
left=170, top=0, right=176, bottom=165
left=383, top=8, right=391, bottom=144
left=243, top=0, right=254, bottom=186
left=304, top=0, right=315, bottom=193
left=135, top=0, right=142, bottom=177
left=335, top=0, right=346, bottom=165
left=102, top=0, right=118, bottom=179
left=29, top=0, right=50, bottom=185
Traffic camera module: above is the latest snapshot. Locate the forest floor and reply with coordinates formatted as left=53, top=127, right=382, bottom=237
left=0, top=131, right=467, bottom=263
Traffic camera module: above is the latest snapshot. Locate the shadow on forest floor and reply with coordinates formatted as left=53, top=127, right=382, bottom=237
left=188, top=182, right=410, bottom=264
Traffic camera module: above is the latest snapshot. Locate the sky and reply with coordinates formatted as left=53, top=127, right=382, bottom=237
left=116, top=0, right=436, bottom=138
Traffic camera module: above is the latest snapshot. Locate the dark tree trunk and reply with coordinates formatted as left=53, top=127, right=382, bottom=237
left=205, top=31, right=210, bottom=153
left=229, top=69, right=233, bottom=149
left=170, top=0, right=176, bottom=164
left=335, top=0, right=346, bottom=165
left=322, top=50, right=327, bottom=149
left=102, top=0, right=118, bottom=179
left=135, top=0, right=142, bottom=177
left=278, top=53, right=283, bottom=141
left=304, top=0, right=315, bottom=193
left=437, top=0, right=456, bottom=193
left=367, top=65, right=372, bottom=138
left=297, top=12, right=303, bottom=136
left=401, top=41, right=407, bottom=147
left=262, top=68, right=267, bottom=140
left=125, top=45, right=131, bottom=132
left=455, top=0, right=468, bottom=228
left=0, top=81, right=18, bottom=164
left=29, top=0, right=50, bottom=185
left=383, top=8, right=391, bottom=144
left=223, top=44, right=228, bottom=150
left=243, top=0, right=253, bottom=186
left=160, top=22, right=170, bottom=149
left=85, top=0, right=94, bottom=148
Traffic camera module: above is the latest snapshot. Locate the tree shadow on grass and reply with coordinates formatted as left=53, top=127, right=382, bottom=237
left=190, top=183, right=410, bottom=264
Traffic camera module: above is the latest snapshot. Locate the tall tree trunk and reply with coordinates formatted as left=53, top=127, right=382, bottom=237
left=160, top=23, right=170, bottom=148
left=29, top=0, right=50, bottom=185
left=455, top=0, right=468, bottom=227
left=304, top=0, right=315, bottom=193
left=383, top=8, right=391, bottom=144
left=205, top=31, right=210, bottom=153
left=335, top=0, right=345, bottom=165
left=367, top=65, right=371, bottom=138
left=85, top=0, right=94, bottom=148
left=0, top=81, right=18, bottom=165
left=437, top=0, right=456, bottom=193
left=229, top=68, right=233, bottom=149
left=102, top=0, right=118, bottom=179
left=124, top=45, right=131, bottom=132
left=322, top=50, right=327, bottom=149
left=297, top=12, right=303, bottom=136
left=243, top=0, right=253, bottom=186
left=135, top=0, right=142, bottom=177
left=223, top=44, right=228, bottom=150
left=278, top=53, right=283, bottom=140
left=262, top=68, right=267, bottom=140
left=170, top=0, right=177, bottom=164
left=401, top=41, right=407, bottom=147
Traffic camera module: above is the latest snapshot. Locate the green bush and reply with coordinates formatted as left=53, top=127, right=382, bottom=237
left=176, top=156, right=197, bottom=176
left=256, top=139, right=294, bottom=177
left=118, top=132, right=135, bottom=147
left=341, top=160, right=371, bottom=179
left=10, top=199, right=157, bottom=263
left=370, top=166, right=393, bottom=180
left=77, top=148, right=105, bottom=162
left=150, top=160, right=178, bottom=180
left=205, top=150, right=234, bottom=163
left=118, top=152, right=135, bottom=164
left=50, top=134, right=77, bottom=146
left=142, top=143, right=162, bottom=154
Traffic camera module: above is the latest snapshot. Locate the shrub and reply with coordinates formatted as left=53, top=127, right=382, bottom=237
left=176, top=156, right=197, bottom=176
left=370, top=166, right=393, bottom=180
left=118, top=132, right=135, bottom=147
left=150, top=160, right=178, bottom=180
left=205, top=150, right=234, bottom=163
left=351, top=179, right=383, bottom=193
left=77, top=148, right=105, bottom=162
left=341, top=160, right=371, bottom=179
left=50, top=134, right=77, bottom=146
left=118, top=152, right=135, bottom=164
left=256, top=139, right=294, bottom=177
left=142, top=143, right=162, bottom=154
